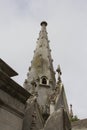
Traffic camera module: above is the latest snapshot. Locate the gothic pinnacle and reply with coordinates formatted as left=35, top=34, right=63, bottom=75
left=69, top=104, right=73, bottom=118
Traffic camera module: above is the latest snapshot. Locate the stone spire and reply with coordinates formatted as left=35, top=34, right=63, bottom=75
left=24, top=21, right=56, bottom=113
left=24, top=21, right=56, bottom=90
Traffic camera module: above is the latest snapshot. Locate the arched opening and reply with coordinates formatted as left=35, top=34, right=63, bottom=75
left=42, top=77, right=47, bottom=85
left=40, top=76, right=49, bottom=86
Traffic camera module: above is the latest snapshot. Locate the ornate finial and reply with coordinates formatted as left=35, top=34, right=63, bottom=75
left=40, top=21, right=47, bottom=26
left=56, top=65, right=62, bottom=84
left=69, top=104, right=73, bottom=118
left=39, top=21, right=48, bottom=40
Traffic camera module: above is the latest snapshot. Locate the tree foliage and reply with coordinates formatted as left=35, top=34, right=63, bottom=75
left=70, top=115, right=79, bottom=122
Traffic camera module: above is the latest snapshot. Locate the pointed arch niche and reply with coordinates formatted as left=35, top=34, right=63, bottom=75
left=40, top=76, right=49, bottom=86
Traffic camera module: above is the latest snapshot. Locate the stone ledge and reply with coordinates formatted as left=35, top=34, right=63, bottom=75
left=0, top=58, right=18, bottom=77
left=0, top=103, right=24, bottom=119
left=0, top=70, right=31, bottom=103
left=0, top=89, right=25, bottom=117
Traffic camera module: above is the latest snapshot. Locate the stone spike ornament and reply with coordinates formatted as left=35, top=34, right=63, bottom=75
left=56, top=65, right=62, bottom=84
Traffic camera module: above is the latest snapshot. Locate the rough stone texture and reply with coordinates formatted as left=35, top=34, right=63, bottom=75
left=72, top=119, right=87, bottom=130
left=23, top=21, right=71, bottom=129
left=23, top=22, right=56, bottom=110
left=22, top=99, right=44, bottom=130
left=36, top=86, right=51, bottom=107
left=55, top=84, right=69, bottom=115
left=0, top=107, right=23, bottom=130
left=0, top=89, right=25, bottom=130
left=43, top=108, right=71, bottom=130
left=0, top=60, right=31, bottom=130
left=0, top=69, right=31, bottom=104
left=0, top=89, right=25, bottom=116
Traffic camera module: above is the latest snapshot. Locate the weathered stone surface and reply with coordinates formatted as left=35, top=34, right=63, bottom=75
left=0, top=60, right=31, bottom=130
left=55, top=84, right=69, bottom=115
left=0, top=89, right=25, bottom=116
left=22, top=99, right=44, bottom=130
left=0, top=83, right=26, bottom=130
left=0, top=107, right=23, bottom=130
left=0, top=69, right=31, bottom=104
left=43, top=108, right=71, bottom=130
left=72, top=119, right=87, bottom=130
left=0, top=58, right=18, bottom=77
left=23, top=21, right=71, bottom=129
left=23, top=21, right=56, bottom=111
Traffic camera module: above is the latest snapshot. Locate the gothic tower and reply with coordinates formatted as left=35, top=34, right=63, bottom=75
left=24, top=21, right=56, bottom=115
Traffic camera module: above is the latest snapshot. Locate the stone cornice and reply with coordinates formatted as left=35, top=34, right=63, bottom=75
left=0, top=70, right=31, bottom=103
left=0, top=58, right=18, bottom=77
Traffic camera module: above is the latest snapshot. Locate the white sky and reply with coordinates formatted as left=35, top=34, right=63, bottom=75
left=0, top=0, right=87, bottom=119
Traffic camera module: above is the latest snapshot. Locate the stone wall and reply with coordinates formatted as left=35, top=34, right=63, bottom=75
left=0, top=89, right=25, bottom=130
left=22, top=99, right=44, bottom=130
left=43, top=108, right=71, bottom=130
left=0, top=107, right=23, bottom=130
left=72, top=119, right=87, bottom=130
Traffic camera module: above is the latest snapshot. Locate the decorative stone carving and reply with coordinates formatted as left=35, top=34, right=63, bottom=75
left=39, top=45, right=42, bottom=47
left=30, top=111, right=37, bottom=130
left=51, top=59, right=53, bottom=62
left=24, top=79, right=28, bottom=84
left=29, top=66, right=31, bottom=71
left=27, top=72, right=29, bottom=77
